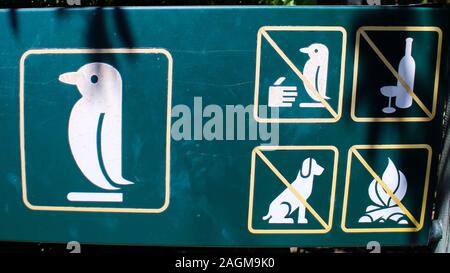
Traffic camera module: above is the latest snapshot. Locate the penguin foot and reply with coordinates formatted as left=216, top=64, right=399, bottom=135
left=112, top=177, right=135, bottom=185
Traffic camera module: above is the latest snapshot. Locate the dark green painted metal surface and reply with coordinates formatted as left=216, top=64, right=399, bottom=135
left=0, top=6, right=449, bottom=247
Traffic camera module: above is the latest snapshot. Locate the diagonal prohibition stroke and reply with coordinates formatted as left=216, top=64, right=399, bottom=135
left=261, top=30, right=339, bottom=119
left=360, top=31, right=432, bottom=118
left=351, top=148, right=420, bottom=227
left=255, top=149, right=329, bottom=229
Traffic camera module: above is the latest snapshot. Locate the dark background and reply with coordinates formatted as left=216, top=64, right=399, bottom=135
left=0, top=0, right=449, bottom=8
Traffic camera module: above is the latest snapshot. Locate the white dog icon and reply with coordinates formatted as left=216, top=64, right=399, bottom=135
left=262, top=158, right=324, bottom=224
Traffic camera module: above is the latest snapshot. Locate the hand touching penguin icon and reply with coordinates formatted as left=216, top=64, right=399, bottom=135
left=266, top=43, right=330, bottom=109
left=59, top=62, right=134, bottom=194
left=299, top=43, right=330, bottom=108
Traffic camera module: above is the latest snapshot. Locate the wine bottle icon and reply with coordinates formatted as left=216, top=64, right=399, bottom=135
left=380, top=37, right=416, bottom=114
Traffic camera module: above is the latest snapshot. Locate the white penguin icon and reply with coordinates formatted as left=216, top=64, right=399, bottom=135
left=299, top=43, right=329, bottom=108
left=59, top=62, right=134, bottom=194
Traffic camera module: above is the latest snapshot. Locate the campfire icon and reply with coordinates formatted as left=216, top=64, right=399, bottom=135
left=359, top=158, right=409, bottom=224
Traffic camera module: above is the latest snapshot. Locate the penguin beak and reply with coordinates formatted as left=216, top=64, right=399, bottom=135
left=59, top=71, right=81, bottom=85
left=299, top=47, right=310, bottom=54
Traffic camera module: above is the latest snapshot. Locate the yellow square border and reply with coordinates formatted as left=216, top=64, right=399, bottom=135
left=253, top=26, right=347, bottom=123
left=248, top=145, right=338, bottom=234
left=341, top=144, right=432, bottom=233
left=19, top=48, right=173, bottom=213
left=351, top=26, right=443, bottom=122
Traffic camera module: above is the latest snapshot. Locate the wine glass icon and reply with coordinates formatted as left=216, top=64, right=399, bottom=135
left=380, top=37, right=415, bottom=114
left=380, top=86, right=397, bottom=114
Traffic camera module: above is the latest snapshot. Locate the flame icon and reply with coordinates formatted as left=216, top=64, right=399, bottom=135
left=359, top=158, right=409, bottom=224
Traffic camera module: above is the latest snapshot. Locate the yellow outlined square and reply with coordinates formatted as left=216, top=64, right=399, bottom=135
left=19, top=48, right=172, bottom=213
left=341, top=144, right=432, bottom=233
left=351, top=26, right=443, bottom=122
left=248, top=145, right=338, bottom=234
left=253, top=26, right=347, bottom=123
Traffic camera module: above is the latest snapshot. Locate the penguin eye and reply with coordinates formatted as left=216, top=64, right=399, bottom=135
left=90, top=75, right=99, bottom=84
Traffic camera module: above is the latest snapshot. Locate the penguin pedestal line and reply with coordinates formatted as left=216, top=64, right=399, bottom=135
left=67, top=192, right=123, bottom=202
left=299, top=102, right=326, bottom=108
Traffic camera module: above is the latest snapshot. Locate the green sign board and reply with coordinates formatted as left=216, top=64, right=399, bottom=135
left=0, top=6, right=448, bottom=247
